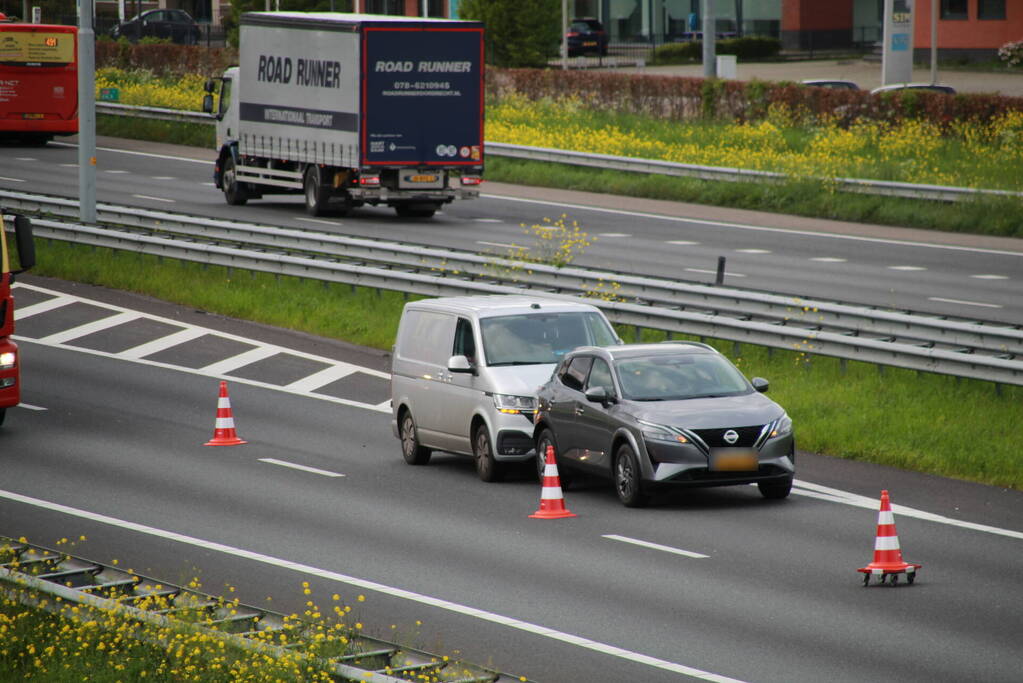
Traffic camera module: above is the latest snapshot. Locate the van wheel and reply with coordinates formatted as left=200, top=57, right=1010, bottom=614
left=400, top=411, right=431, bottom=465
left=473, top=426, right=503, bottom=482
left=222, top=155, right=248, bottom=206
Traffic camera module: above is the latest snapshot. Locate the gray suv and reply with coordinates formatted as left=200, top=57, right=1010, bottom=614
left=533, top=342, right=794, bottom=507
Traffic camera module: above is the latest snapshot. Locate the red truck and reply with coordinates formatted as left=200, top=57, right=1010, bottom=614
left=1, top=212, right=35, bottom=426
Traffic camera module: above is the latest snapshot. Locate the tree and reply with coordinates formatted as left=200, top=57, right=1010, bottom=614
left=459, top=0, right=559, bottom=68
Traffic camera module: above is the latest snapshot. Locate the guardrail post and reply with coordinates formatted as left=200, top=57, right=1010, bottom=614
left=715, top=256, right=726, bottom=285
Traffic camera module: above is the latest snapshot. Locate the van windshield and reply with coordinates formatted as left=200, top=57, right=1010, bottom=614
left=481, top=311, right=618, bottom=366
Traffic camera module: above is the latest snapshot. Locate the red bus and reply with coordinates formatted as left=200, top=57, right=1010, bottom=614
left=0, top=20, right=77, bottom=145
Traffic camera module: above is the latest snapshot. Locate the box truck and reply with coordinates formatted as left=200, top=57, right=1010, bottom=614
left=202, top=12, right=484, bottom=218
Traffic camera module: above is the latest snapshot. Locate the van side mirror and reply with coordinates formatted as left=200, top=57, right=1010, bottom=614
left=752, top=377, right=769, bottom=393
left=584, top=385, right=616, bottom=406
left=202, top=93, right=214, bottom=114
left=447, top=354, right=475, bottom=375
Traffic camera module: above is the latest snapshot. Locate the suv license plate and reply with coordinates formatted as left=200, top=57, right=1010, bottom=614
left=710, top=449, right=758, bottom=471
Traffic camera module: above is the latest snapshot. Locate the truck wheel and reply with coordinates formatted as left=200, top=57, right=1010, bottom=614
left=304, top=166, right=332, bottom=217
left=394, top=203, right=439, bottom=218
left=222, top=156, right=248, bottom=206
left=0, top=407, right=6, bottom=427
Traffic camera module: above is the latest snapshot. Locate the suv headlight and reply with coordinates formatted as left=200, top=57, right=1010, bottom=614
left=637, top=419, right=688, bottom=444
left=493, top=394, right=536, bottom=415
left=770, top=414, right=793, bottom=438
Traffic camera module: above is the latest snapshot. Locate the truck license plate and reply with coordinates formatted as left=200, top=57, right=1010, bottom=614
left=408, top=174, right=437, bottom=183
left=709, top=449, right=758, bottom=471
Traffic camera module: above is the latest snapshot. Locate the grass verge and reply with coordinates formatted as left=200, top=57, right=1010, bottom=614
left=27, top=240, right=1023, bottom=490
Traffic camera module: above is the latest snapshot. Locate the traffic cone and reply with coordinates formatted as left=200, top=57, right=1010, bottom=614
left=204, top=381, right=247, bottom=446
left=529, top=445, right=577, bottom=519
left=857, top=490, right=920, bottom=585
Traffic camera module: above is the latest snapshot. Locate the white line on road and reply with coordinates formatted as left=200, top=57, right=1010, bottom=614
left=666, top=240, right=699, bottom=245
left=476, top=241, right=521, bottom=249
left=105, top=169, right=130, bottom=174
left=16, top=403, right=47, bottom=411
left=686, top=268, right=746, bottom=277
left=970, top=274, right=1008, bottom=280
left=810, top=257, right=847, bottom=262
left=736, top=249, right=771, bottom=254
left=598, top=232, right=631, bottom=237
left=888, top=265, right=927, bottom=271
left=0, top=489, right=748, bottom=683
left=259, top=459, right=345, bottom=478
left=473, top=218, right=503, bottom=223
left=132, top=194, right=175, bottom=203
left=296, top=217, right=343, bottom=226
left=603, top=534, right=709, bottom=559
left=0, top=176, right=25, bottom=182
left=928, top=297, right=1002, bottom=309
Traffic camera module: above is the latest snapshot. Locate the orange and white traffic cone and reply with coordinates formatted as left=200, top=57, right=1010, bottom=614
left=204, top=380, right=247, bottom=446
left=857, top=489, right=920, bottom=586
left=529, top=445, right=576, bottom=519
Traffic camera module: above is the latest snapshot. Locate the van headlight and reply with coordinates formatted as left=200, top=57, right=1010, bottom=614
left=0, top=351, right=15, bottom=370
left=770, top=414, right=792, bottom=438
left=493, top=394, right=537, bottom=415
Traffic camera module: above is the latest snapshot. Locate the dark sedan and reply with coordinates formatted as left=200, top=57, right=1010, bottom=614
left=111, top=9, right=201, bottom=45
left=566, top=18, right=609, bottom=57
left=534, top=342, right=794, bottom=507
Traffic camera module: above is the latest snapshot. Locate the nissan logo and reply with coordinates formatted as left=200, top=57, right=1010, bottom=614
left=723, top=429, right=739, bottom=444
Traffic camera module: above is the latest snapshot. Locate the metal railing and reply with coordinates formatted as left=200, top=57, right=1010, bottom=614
left=94, top=103, right=1023, bottom=204
left=1, top=535, right=511, bottom=683
left=4, top=190, right=1021, bottom=386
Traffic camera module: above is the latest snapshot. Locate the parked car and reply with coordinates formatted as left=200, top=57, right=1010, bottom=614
left=111, top=9, right=200, bottom=45
left=802, top=79, right=860, bottom=90
left=533, top=342, right=795, bottom=507
left=870, top=83, right=956, bottom=95
left=391, top=295, right=621, bottom=482
left=566, top=17, right=609, bottom=57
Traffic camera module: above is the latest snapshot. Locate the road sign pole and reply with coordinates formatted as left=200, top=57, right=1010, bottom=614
left=77, top=0, right=96, bottom=224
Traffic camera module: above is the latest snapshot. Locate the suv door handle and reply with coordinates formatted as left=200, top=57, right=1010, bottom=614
left=574, top=407, right=585, bottom=415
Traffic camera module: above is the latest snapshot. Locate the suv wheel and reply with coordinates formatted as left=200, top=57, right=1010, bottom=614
left=536, top=429, right=571, bottom=488
left=614, top=444, right=648, bottom=508
left=473, top=426, right=503, bottom=482
left=758, top=477, right=792, bottom=500
left=400, top=411, right=431, bottom=465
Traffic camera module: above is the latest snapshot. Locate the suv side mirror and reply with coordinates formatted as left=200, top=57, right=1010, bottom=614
left=584, top=385, right=616, bottom=406
left=751, top=377, right=769, bottom=393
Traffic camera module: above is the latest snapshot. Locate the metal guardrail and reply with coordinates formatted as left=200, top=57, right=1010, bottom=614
left=0, top=535, right=512, bottom=683
left=95, top=102, right=1023, bottom=203
left=3, top=190, right=1021, bottom=386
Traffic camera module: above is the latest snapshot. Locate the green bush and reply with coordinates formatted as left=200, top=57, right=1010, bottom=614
left=650, top=37, right=781, bottom=65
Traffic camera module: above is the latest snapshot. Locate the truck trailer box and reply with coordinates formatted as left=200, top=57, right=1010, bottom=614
left=205, top=12, right=485, bottom=218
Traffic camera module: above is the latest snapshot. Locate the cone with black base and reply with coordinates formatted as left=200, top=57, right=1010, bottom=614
left=204, top=381, right=247, bottom=446
left=530, top=445, right=576, bottom=519
left=857, top=490, right=920, bottom=586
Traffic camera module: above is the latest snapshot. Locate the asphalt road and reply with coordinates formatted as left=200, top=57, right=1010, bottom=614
left=1, top=137, right=1021, bottom=325
left=2, top=277, right=1022, bottom=683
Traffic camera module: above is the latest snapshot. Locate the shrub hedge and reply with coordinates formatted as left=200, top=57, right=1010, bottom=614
left=650, top=37, right=781, bottom=65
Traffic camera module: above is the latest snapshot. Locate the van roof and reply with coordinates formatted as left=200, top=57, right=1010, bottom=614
left=405, top=295, right=603, bottom=317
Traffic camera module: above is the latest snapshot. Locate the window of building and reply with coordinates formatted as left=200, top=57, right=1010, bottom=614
left=940, top=0, right=968, bottom=20
left=978, top=0, right=1006, bottom=20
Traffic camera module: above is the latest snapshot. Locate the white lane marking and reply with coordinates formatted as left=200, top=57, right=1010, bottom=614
left=736, top=249, right=771, bottom=254
left=105, top=169, right=130, bottom=174
left=484, top=194, right=1023, bottom=258
left=296, top=217, right=343, bottom=226
left=598, top=232, right=630, bottom=237
left=810, top=257, right=847, bottom=262
left=59, top=163, right=78, bottom=168
left=0, top=176, right=25, bottom=182
left=53, top=141, right=210, bottom=165
left=667, top=240, right=699, bottom=245
left=132, top=194, right=175, bottom=203
left=285, top=365, right=357, bottom=393
left=888, top=265, right=926, bottom=271
left=36, top=311, right=138, bottom=345
left=199, top=346, right=280, bottom=376
left=928, top=297, right=1002, bottom=309
left=970, top=274, right=1008, bottom=280
left=152, top=176, right=176, bottom=180
left=477, top=240, right=521, bottom=249
left=473, top=218, right=503, bottom=223
left=118, top=327, right=208, bottom=360
left=603, top=534, right=710, bottom=559
left=259, top=458, right=345, bottom=478
left=791, top=480, right=1023, bottom=540
left=15, top=157, right=36, bottom=161
left=13, top=297, right=74, bottom=320
left=16, top=403, right=47, bottom=411
left=0, top=488, right=749, bottom=683
left=13, top=283, right=389, bottom=414
left=686, top=268, right=746, bottom=277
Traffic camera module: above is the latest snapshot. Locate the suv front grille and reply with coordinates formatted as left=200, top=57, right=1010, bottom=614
left=691, top=425, right=764, bottom=449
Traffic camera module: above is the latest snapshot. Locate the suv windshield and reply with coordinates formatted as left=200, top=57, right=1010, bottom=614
left=616, top=353, right=751, bottom=401
left=482, top=312, right=618, bottom=366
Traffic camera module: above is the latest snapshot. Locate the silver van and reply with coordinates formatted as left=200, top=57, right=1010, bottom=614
left=391, top=295, right=621, bottom=481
